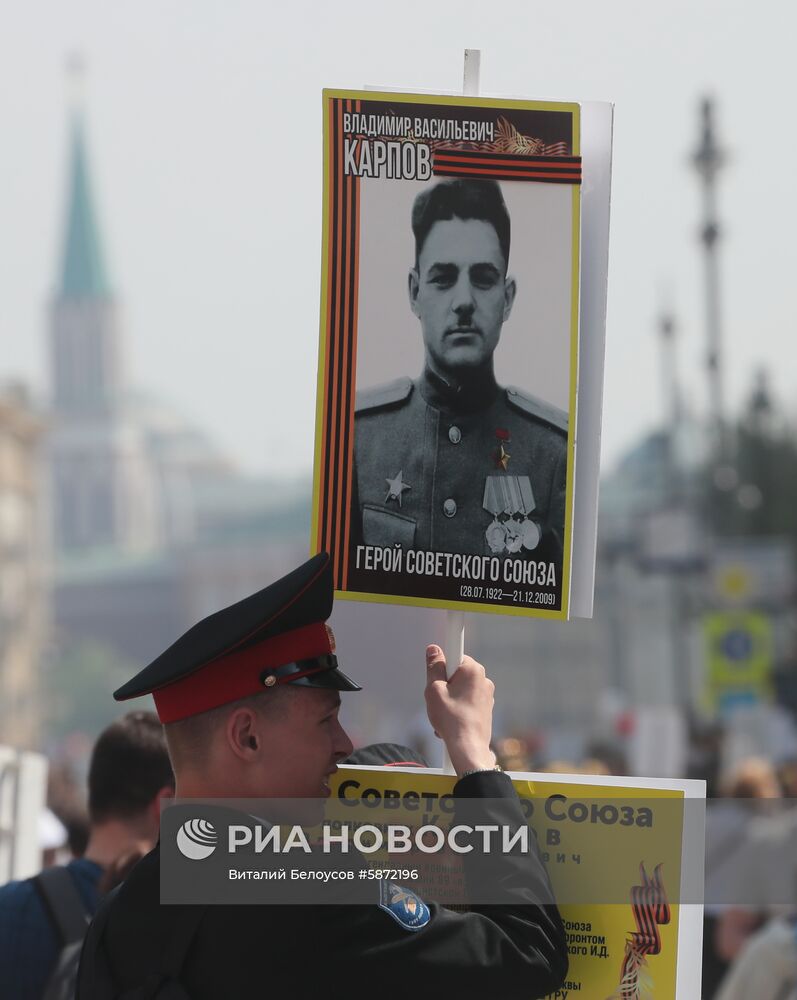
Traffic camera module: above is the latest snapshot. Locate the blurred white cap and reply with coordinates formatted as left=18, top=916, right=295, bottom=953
left=39, top=808, right=67, bottom=851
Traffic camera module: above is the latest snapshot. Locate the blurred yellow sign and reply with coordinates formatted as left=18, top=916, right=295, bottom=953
left=715, top=564, right=752, bottom=601
left=703, top=611, right=773, bottom=714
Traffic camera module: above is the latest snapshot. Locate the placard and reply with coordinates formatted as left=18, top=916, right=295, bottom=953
left=330, top=765, right=704, bottom=999
left=312, top=90, right=587, bottom=618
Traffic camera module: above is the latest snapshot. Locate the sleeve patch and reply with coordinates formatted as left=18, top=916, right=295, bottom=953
left=377, top=880, right=431, bottom=932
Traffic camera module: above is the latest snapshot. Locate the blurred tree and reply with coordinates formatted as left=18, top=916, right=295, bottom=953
left=705, top=369, right=797, bottom=547
left=44, top=639, right=141, bottom=751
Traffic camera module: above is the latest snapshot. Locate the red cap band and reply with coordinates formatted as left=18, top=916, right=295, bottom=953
left=153, top=622, right=333, bottom=723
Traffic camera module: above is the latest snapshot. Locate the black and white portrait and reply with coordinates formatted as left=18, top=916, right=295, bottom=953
left=350, top=176, right=574, bottom=608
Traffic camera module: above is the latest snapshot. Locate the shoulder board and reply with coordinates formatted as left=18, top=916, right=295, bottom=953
left=506, top=387, right=569, bottom=434
left=355, top=377, right=413, bottom=414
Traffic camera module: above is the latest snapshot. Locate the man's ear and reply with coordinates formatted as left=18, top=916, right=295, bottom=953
left=503, top=276, right=517, bottom=322
left=156, top=785, right=174, bottom=805
left=146, top=784, right=175, bottom=833
left=226, top=708, right=261, bottom=762
left=408, top=268, right=420, bottom=317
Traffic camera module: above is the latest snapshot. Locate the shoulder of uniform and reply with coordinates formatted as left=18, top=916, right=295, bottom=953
left=505, top=386, right=569, bottom=434
left=355, top=377, right=413, bottom=414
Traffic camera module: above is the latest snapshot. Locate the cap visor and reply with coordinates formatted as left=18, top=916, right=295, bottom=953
left=290, top=668, right=361, bottom=692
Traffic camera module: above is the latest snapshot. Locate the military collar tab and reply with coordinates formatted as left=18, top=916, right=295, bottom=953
left=418, top=364, right=500, bottom=415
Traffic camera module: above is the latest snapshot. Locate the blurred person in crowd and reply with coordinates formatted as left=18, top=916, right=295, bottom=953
left=46, top=762, right=90, bottom=860
left=585, top=739, right=627, bottom=777
left=78, top=553, right=568, bottom=999
left=715, top=912, right=797, bottom=1000
left=536, top=758, right=611, bottom=776
left=702, top=755, right=783, bottom=998
left=537, top=759, right=578, bottom=774
left=494, top=736, right=533, bottom=772
left=38, top=809, right=68, bottom=870
left=343, top=743, right=430, bottom=768
left=0, top=712, right=174, bottom=1000
left=60, top=807, right=91, bottom=860
left=579, top=757, right=611, bottom=776
left=96, top=842, right=156, bottom=897
left=777, top=756, right=797, bottom=798
left=686, top=717, right=724, bottom=797
left=718, top=756, right=782, bottom=801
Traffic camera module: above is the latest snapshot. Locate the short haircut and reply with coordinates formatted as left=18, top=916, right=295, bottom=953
left=164, top=688, right=296, bottom=773
left=411, top=178, right=511, bottom=271
left=88, top=711, right=174, bottom=824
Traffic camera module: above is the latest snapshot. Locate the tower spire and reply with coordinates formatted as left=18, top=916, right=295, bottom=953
left=50, top=58, right=121, bottom=417
left=58, top=57, right=111, bottom=299
left=691, top=97, right=726, bottom=459
left=48, top=60, right=159, bottom=557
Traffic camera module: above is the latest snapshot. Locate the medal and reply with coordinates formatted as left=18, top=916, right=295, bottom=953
left=514, top=476, right=540, bottom=551
left=384, top=470, right=411, bottom=507
left=483, top=468, right=542, bottom=555
left=482, top=478, right=507, bottom=554
left=504, top=519, right=523, bottom=554
left=520, top=519, right=541, bottom=550
left=517, top=476, right=535, bottom=515
left=486, top=476, right=532, bottom=519
left=483, top=475, right=540, bottom=554
left=485, top=519, right=508, bottom=553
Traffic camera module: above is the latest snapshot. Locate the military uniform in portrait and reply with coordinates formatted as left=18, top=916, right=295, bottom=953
left=351, top=367, right=568, bottom=605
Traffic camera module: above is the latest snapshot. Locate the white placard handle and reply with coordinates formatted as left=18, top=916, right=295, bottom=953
left=463, top=48, right=481, bottom=96
left=442, top=611, right=465, bottom=774
left=439, top=48, right=480, bottom=774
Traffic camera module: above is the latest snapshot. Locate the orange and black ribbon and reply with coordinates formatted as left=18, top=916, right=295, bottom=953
left=613, top=863, right=670, bottom=999
left=433, top=148, right=582, bottom=184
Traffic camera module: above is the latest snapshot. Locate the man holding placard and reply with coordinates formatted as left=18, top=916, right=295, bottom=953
left=76, top=553, right=568, bottom=998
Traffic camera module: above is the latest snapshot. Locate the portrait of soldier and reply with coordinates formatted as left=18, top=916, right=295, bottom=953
left=352, top=177, right=568, bottom=572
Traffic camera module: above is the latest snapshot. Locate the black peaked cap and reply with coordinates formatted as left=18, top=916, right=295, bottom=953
left=114, top=552, right=334, bottom=701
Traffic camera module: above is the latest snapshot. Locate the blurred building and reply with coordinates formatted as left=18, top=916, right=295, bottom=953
left=47, top=110, right=239, bottom=559
left=46, top=102, right=311, bottom=683
left=48, top=111, right=160, bottom=555
left=53, top=486, right=311, bottom=666
left=0, top=384, right=47, bottom=748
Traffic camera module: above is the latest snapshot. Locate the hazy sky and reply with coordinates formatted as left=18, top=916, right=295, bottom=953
left=1, top=1, right=794, bottom=478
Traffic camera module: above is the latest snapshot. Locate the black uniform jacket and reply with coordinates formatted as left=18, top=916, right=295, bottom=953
left=77, top=771, right=568, bottom=999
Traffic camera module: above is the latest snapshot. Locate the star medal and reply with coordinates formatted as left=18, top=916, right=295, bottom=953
left=384, top=470, right=411, bottom=507
left=494, top=428, right=511, bottom=470
left=482, top=477, right=507, bottom=554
